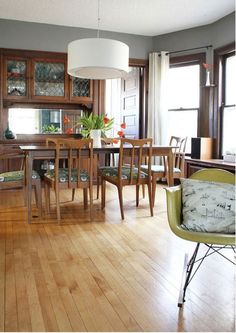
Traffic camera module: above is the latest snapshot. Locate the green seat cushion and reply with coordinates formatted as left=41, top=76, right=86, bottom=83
left=45, top=168, right=89, bottom=182
left=141, top=165, right=181, bottom=173
left=99, top=166, right=148, bottom=180
left=0, top=170, right=40, bottom=182
left=181, top=178, right=235, bottom=234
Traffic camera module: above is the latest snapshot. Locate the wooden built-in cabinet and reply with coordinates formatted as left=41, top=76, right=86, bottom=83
left=185, top=157, right=235, bottom=178
left=0, top=49, right=109, bottom=173
left=1, top=50, right=93, bottom=104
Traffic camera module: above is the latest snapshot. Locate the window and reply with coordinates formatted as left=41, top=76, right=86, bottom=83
left=167, top=63, right=200, bottom=153
left=8, top=108, right=83, bottom=134
left=221, top=53, right=236, bottom=155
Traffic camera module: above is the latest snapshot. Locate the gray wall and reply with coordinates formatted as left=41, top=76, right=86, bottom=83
left=0, top=12, right=235, bottom=60
left=0, top=19, right=152, bottom=59
left=153, top=12, right=235, bottom=63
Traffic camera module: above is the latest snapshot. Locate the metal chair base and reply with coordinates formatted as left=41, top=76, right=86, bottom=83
left=178, top=243, right=236, bottom=307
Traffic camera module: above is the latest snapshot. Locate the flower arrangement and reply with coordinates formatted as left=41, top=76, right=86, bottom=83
left=63, top=113, right=126, bottom=139
left=42, top=124, right=60, bottom=133
left=79, top=113, right=114, bottom=137
left=63, top=115, right=74, bottom=134
left=203, top=63, right=213, bottom=86
left=203, top=63, right=213, bottom=71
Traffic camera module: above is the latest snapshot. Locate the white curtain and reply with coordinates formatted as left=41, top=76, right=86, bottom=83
left=105, top=78, right=121, bottom=137
left=147, top=51, right=169, bottom=147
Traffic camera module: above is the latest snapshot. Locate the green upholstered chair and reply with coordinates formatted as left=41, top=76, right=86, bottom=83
left=165, top=168, right=235, bottom=307
left=0, top=152, right=42, bottom=218
left=99, top=138, right=153, bottom=220
left=96, top=137, right=118, bottom=199
left=44, top=138, right=94, bottom=222
left=142, top=136, right=187, bottom=206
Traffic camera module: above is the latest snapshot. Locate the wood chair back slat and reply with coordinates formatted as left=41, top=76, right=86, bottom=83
left=44, top=138, right=93, bottom=222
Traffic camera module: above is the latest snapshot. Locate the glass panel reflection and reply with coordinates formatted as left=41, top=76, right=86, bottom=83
left=72, top=78, right=90, bottom=97
left=34, top=62, right=65, bottom=96
left=7, top=60, right=27, bottom=96
left=8, top=108, right=83, bottom=134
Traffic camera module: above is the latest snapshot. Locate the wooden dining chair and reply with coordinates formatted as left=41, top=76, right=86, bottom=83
left=96, top=137, right=119, bottom=199
left=141, top=136, right=187, bottom=206
left=0, top=152, right=42, bottom=217
left=99, top=138, right=153, bottom=220
left=44, top=138, right=93, bottom=222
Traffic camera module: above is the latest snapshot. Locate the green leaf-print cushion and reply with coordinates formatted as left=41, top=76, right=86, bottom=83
left=45, top=168, right=89, bottom=182
left=99, top=166, right=148, bottom=180
left=0, top=170, right=40, bottom=182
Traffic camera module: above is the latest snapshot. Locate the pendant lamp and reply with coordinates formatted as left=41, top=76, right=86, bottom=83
left=67, top=0, right=129, bottom=79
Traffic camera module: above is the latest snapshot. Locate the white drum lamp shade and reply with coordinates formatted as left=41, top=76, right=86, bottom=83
left=67, top=38, right=129, bottom=79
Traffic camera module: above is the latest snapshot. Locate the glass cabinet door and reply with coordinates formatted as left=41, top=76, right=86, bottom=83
left=5, top=58, right=28, bottom=98
left=33, top=60, right=66, bottom=99
left=70, top=77, right=93, bottom=102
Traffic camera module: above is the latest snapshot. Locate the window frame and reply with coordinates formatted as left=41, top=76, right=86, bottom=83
left=168, top=52, right=206, bottom=153
left=213, top=42, right=235, bottom=158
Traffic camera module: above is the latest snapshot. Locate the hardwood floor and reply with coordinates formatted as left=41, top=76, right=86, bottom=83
left=0, top=184, right=235, bottom=332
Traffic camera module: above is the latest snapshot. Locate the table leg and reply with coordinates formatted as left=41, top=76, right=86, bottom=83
left=167, top=151, right=174, bottom=186
left=26, top=153, right=33, bottom=224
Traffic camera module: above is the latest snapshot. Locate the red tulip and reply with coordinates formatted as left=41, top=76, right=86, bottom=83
left=203, top=63, right=212, bottom=70
left=66, top=128, right=73, bottom=134
left=120, top=122, right=126, bottom=129
left=63, top=115, right=70, bottom=124
left=117, top=130, right=124, bottom=137
left=103, top=116, right=110, bottom=124
left=113, top=138, right=119, bottom=144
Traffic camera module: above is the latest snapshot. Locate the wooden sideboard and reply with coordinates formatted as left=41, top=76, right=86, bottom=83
left=185, top=157, right=235, bottom=178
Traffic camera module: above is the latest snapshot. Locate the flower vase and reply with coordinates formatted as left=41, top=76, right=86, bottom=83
left=90, top=129, right=101, bottom=148
left=205, top=70, right=211, bottom=86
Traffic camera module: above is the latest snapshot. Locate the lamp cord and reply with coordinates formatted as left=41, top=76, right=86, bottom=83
left=97, top=0, right=100, bottom=38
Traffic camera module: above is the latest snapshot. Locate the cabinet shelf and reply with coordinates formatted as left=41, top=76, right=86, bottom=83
left=35, top=79, right=64, bottom=84
left=7, top=72, right=25, bottom=78
left=3, top=52, right=93, bottom=103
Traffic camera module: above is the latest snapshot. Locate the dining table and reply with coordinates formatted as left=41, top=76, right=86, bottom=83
left=20, top=144, right=175, bottom=223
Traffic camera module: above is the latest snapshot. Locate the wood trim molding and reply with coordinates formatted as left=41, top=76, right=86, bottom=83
left=213, top=42, right=235, bottom=158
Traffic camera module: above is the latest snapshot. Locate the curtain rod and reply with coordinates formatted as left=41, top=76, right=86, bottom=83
left=158, top=44, right=213, bottom=56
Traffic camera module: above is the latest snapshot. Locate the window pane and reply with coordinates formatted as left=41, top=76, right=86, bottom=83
left=8, top=108, right=83, bottom=134
left=226, top=55, right=236, bottom=105
left=9, top=108, right=41, bottom=134
left=168, top=65, right=200, bottom=109
left=167, top=110, right=198, bottom=153
left=222, top=106, right=236, bottom=154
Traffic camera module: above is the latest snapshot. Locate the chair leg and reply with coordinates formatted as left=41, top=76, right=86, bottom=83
left=23, top=187, right=27, bottom=206
left=101, top=179, right=106, bottom=209
left=117, top=185, right=124, bottom=220
left=178, top=243, right=200, bottom=307
left=72, top=189, right=75, bottom=201
left=83, top=189, right=88, bottom=209
left=151, top=174, right=157, bottom=207
left=44, top=182, right=50, bottom=214
left=147, top=182, right=154, bottom=217
left=96, top=172, right=100, bottom=199
left=136, top=185, right=139, bottom=207
left=142, top=184, right=145, bottom=198
left=55, top=187, right=61, bottom=222
left=89, top=184, right=93, bottom=221
left=33, top=180, right=42, bottom=218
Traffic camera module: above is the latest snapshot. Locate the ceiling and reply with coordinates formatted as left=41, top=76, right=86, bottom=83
left=0, top=0, right=235, bottom=37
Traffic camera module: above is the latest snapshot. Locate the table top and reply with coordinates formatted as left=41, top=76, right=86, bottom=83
left=20, top=144, right=174, bottom=151
left=185, top=156, right=236, bottom=167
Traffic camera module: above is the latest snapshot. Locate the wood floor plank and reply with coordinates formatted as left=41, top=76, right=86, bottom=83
left=5, top=253, right=18, bottom=332
left=0, top=223, right=6, bottom=332
left=84, top=257, right=143, bottom=332
left=23, top=252, right=46, bottom=332
left=0, top=185, right=234, bottom=332
left=13, top=247, right=32, bottom=332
